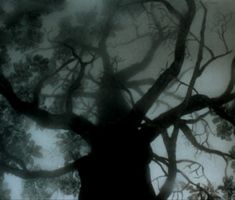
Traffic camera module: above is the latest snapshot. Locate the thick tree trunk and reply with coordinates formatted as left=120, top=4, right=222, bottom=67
left=78, top=157, right=156, bottom=200
left=77, top=125, right=157, bottom=200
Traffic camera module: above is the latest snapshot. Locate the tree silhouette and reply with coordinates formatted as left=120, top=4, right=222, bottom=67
left=0, top=0, right=234, bottom=199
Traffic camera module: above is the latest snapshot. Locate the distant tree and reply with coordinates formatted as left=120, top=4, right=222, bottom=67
left=0, top=0, right=234, bottom=199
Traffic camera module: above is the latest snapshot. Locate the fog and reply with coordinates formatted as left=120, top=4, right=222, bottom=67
left=0, top=0, right=235, bottom=199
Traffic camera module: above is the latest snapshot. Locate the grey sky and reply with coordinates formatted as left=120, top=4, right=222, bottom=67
left=1, top=0, right=235, bottom=199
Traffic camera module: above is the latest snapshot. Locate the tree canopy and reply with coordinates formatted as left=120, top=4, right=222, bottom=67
left=0, top=0, right=235, bottom=199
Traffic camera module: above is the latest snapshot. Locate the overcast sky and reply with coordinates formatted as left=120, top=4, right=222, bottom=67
left=1, top=0, right=235, bottom=199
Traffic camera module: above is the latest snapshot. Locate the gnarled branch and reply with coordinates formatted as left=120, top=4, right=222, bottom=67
left=179, top=122, right=234, bottom=159
left=126, top=0, right=196, bottom=127
left=0, top=73, right=96, bottom=144
left=0, top=158, right=83, bottom=179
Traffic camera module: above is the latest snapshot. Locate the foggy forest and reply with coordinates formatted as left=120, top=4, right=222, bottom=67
left=0, top=0, right=235, bottom=199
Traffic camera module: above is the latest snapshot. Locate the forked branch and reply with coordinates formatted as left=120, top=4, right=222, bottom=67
left=126, top=0, right=196, bottom=127
left=179, top=122, right=234, bottom=159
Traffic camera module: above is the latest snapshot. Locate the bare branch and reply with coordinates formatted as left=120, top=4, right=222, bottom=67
left=65, top=61, right=87, bottom=113
left=181, top=111, right=210, bottom=124
left=156, top=126, right=179, bottom=199
left=126, top=0, right=196, bottom=127
left=33, top=58, right=77, bottom=106
left=198, top=51, right=232, bottom=77
left=152, top=153, right=214, bottom=199
left=141, top=92, right=235, bottom=142
left=174, top=78, right=199, bottom=94
left=117, top=0, right=184, bottom=81
left=153, top=154, right=217, bottom=199
left=0, top=73, right=96, bottom=144
left=177, top=159, right=208, bottom=180
left=189, top=32, right=214, bottom=58
left=0, top=158, right=83, bottom=179
left=184, top=2, right=207, bottom=100
left=216, top=13, right=233, bottom=52
left=178, top=169, right=215, bottom=199
left=179, top=122, right=234, bottom=159
left=116, top=36, right=164, bottom=81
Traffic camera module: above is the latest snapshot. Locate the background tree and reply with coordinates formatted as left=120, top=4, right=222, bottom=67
left=0, top=0, right=234, bottom=199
